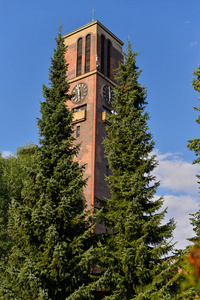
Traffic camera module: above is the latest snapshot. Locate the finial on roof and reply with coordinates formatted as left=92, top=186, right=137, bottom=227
left=92, top=7, right=96, bottom=22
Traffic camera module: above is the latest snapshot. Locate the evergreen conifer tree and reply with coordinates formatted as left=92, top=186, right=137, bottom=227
left=168, top=65, right=200, bottom=299
left=188, top=209, right=200, bottom=246
left=0, top=154, right=8, bottom=261
left=187, top=66, right=200, bottom=164
left=187, top=65, right=200, bottom=246
left=178, top=65, right=200, bottom=296
left=0, top=145, right=36, bottom=263
left=0, top=27, right=97, bottom=300
left=97, top=41, right=179, bottom=299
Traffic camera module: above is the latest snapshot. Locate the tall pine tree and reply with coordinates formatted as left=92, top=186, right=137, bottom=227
left=175, top=65, right=200, bottom=297
left=0, top=27, right=97, bottom=300
left=96, top=41, right=179, bottom=299
left=0, top=154, right=8, bottom=262
left=0, top=145, right=36, bottom=263
left=187, top=65, right=200, bottom=246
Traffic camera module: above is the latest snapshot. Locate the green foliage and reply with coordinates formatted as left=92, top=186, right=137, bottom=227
left=97, top=41, right=178, bottom=299
left=183, top=246, right=200, bottom=292
left=177, top=65, right=200, bottom=298
left=187, top=66, right=200, bottom=165
left=0, top=144, right=36, bottom=261
left=187, top=66, right=200, bottom=246
left=0, top=153, right=8, bottom=260
left=188, top=209, right=200, bottom=246
left=0, top=27, right=97, bottom=299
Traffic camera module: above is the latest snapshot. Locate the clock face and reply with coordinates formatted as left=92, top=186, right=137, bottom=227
left=103, top=85, right=114, bottom=105
left=72, top=83, right=88, bottom=104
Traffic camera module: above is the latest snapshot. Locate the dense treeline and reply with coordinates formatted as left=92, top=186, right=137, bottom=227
left=0, top=27, right=99, bottom=300
left=0, top=28, right=200, bottom=299
left=0, top=144, right=37, bottom=262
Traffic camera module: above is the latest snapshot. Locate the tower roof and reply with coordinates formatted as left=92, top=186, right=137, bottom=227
left=63, top=20, right=124, bottom=46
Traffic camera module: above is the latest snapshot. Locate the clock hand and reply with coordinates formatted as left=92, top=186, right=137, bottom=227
left=108, top=86, right=111, bottom=103
left=78, top=84, right=81, bottom=101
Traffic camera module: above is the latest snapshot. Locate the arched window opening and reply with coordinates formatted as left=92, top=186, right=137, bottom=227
left=77, top=38, right=82, bottom=76
left=101, top=35, right=105, bottom=74
left=85, top=34, right=91, bottom=73
left=107, top=40, right=111, bottom=78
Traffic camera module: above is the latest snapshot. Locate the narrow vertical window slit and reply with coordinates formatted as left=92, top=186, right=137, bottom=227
left=101, top=35, right=105, bottom=74
left=77, top=38, right=82, bottom=76
left=76, top=126, right=80, bottom=137
left=107, top=40, right=111, bottom=78
left=85, top=34, right=91, bottom=73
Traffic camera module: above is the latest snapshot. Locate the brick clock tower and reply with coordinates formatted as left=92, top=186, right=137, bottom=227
left=63, top=21, right=123, bottom=231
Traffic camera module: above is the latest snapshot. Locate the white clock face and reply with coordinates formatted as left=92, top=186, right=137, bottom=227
left=72, top=83, right=88, bottom=103
left=103, top=85, right=114, bottom=105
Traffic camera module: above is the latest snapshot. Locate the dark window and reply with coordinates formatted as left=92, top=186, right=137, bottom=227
left=76, top=126, right=80, bottom=137
left=77, top=38, right=82, bottom=76
left=107, top=40, right=111, bottom=78
left=73, top=104, right=87, bottom=113
left=101, top=35, right=105, bottom=74
left=103, top=106, right=111, bottom=114
left=85, top=34, right=91, bottom=73
left=106, top=165, right=109, bottom=176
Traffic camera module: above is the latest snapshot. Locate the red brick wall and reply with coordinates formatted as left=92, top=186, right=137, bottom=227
left=63, top=21, right=123, bottom=219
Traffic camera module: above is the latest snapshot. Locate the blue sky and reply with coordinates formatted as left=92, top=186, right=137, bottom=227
left=0, top=0, right=200, bottom=248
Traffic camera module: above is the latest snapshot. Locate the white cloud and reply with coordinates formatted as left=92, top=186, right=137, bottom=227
left=190, top=41, right=198, bottom=47
left=153, top=150, right=200, bottom=249
left=161, top=194, right=199, bottom=249
left=1, top=151, right=13, bottom=158
left=154, top=151, right=200, bottom=194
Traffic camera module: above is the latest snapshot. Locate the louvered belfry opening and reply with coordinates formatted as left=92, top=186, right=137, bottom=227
left=107, top=40, right=111, bottom=78
left=101, top=35, right=105, bottom=74
left=77, top=38, right=82, bottom=76
left=85, top=34, right=91, bottom=73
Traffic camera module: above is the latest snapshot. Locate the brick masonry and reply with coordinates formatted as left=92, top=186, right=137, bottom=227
left=63, top=21, right=123, bottom=233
